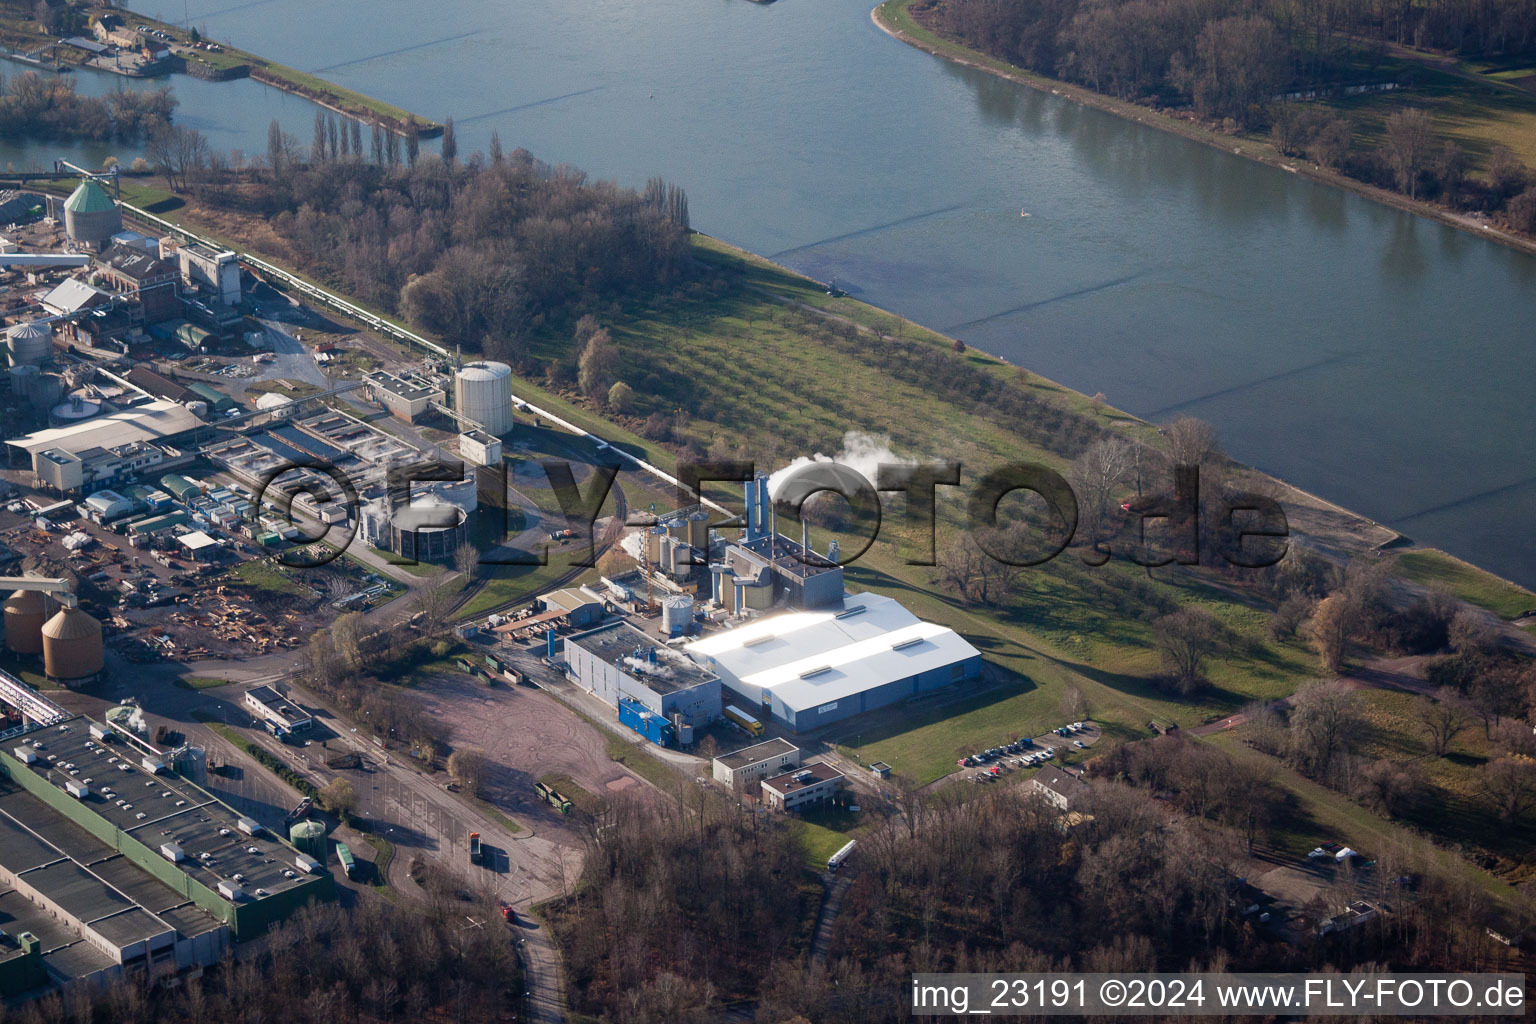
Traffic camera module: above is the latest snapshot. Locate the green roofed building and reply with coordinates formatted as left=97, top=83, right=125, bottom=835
left=62, top=179, right=122, bottom=251
left=0, top=712, right=331, bottom=997
left=159, top=474, right=201, bottom=501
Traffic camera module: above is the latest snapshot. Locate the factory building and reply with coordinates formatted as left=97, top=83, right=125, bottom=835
left=93, top=245, right=180, bottom=324
left=364, top=371, right=443, bottom=423
left=243, top=686, right=312, bottom=734
left=176, top=244, right=240, bottom=308
left=7, top=402, right=200, bottom=492
left=686, top=592, right=982, bottom=732
left=0, top=712, right=333, bottom=997
left=458, top=428, right=502, bottom=467
left=565, top=621, right=721, bottom=729
left=453, top=361, right=514, bottom=435
left=711, top=737, right=800, bottom=789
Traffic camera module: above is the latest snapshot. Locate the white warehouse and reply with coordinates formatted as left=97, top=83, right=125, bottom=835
left=686, top=592, right=982, bottom=732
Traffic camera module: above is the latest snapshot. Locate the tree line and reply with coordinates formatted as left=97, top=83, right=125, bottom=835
left=0, top=897, right=520, bottom=1024
left=0, top=71, right=174, bottom=141
left=178, top=114, right=699, bottom=361
left=917, top=0, right=1536, bottom=233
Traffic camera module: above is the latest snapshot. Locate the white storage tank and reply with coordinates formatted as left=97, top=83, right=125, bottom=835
left=661, top=595, right=694, bottom=636
left=6, top=321, right=52, bottom=367
left=453, top=360, right=514, bottom=435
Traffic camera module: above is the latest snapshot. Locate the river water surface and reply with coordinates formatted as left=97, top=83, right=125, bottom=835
left=12, top=0, right=1536, bottom=587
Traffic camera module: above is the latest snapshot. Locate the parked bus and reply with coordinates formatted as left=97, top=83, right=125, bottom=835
left=723, top=705, right=764, bottom=736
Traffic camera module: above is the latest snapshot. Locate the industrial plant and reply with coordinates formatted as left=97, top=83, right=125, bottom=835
left=471, top=476, right=982, bottom=744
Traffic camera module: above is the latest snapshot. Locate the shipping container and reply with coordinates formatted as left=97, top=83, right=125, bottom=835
left=335, top=842, right=357, bottom=879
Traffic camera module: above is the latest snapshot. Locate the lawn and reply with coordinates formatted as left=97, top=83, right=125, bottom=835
left=1392, top=549, right=1535, bottom=619
left=176, top=676, right=232, bottom=690
left=789, top=803, right=863, bottom=868
left=227, top=558, right=313, bottom=599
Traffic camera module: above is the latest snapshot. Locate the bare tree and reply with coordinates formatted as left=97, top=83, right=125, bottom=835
left=447, top=748, right=487, bottom=797
left=1384, top=108, right=1435, bottom=198
left=1484, top=756, right=1536, bottom=824
left=1287, top=679, right=1361, bottom=778
left=1415, top=688, right=1467, bottom=757
left=1162, top=415, right=1219, bottom=468
left=1153, top=607, right=1222, bottom=694
left=1069, top=435, right=1133, bottom=543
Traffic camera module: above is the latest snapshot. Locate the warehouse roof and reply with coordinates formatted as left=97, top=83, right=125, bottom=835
left=40, top=278, right=111, bottom=315
left=5, top=718, right=316, bottom=904
left=7, top=400, right=200, bottom=462
left=568, top=621, right=718, bottom=695
left=687, top=592, right=979, bottom=713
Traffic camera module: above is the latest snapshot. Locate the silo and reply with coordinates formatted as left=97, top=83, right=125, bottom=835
left=30, top=373, right=63, bottom=413
left=3, top=590, right=46, bottom=655
left=6, top=321, right=52, bottom=367
left=661, top=595, right=694, bottom=636
left=453, top=361, right=514, bottom=435
left=62, top=179, right=122, bottom=250
left=41, top=606, right=104, bottom=684
left=9, top=363, right=39, bottom=401
left=288, top=820, right=327, bottom=859
left=687, top=511, right=710, bottom=551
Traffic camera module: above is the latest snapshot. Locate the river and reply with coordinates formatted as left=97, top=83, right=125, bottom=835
left=10, top=0, right=1536, bottom=589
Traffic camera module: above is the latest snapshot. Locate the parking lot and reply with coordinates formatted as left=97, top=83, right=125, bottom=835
left=953, top=720, right=1102, bottom=784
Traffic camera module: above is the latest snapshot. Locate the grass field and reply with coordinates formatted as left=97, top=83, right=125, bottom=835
left=789, top=803, right=863, bottom=867
left=1392, top=550, right=1535, bottom=619
left=176, top=676, right=232, bottom=690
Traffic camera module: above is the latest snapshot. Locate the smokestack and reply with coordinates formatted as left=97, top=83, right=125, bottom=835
left=743, top=478, right=759, bottom=542
left=801, top=518, right=809, bottom=560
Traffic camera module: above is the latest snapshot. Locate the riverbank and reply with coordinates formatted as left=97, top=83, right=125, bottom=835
left=871, top=0, right=1536, bottom=259
left=0, top=5, right=439, bottom=136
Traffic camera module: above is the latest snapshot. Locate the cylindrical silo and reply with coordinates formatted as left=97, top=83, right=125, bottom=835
left=661, top=595, right=694, bottom=636
left=453, top=361, right=514, bottom=436
left=41, top=606, right=104, bottom=684
left=687, top=511, right=710, bottom=551
left=30, top=373, right=63, bottom=412
left=9, top=363, right=39, bottom=401
left=288, top=820, right=327, bottom=859
left=63, top=179, right=122, bottom=250
left=7, top=321, right=52, bottom=367
left=3, top=590, right=46, bottom=655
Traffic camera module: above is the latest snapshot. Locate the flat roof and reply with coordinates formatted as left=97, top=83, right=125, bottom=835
left=245, top=686, right=309, bottom=722
left=366, top=371, right=440, bottom=402
left=0, top=889, right=116, bottom=975
left=7, top=718, right=314, bottom=903
left=8, top=401, right=200, bottom=461
left=0, top=780, right=222, bottom=969
left=762, top=760, right=843, bottom=795
left=568, top=621, right=718, bottom=695
left=715, top=737, right=799, bottom=771
left=460, top=428, right=498, bottom=445
left=687, top=592, right=980, bottom=711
